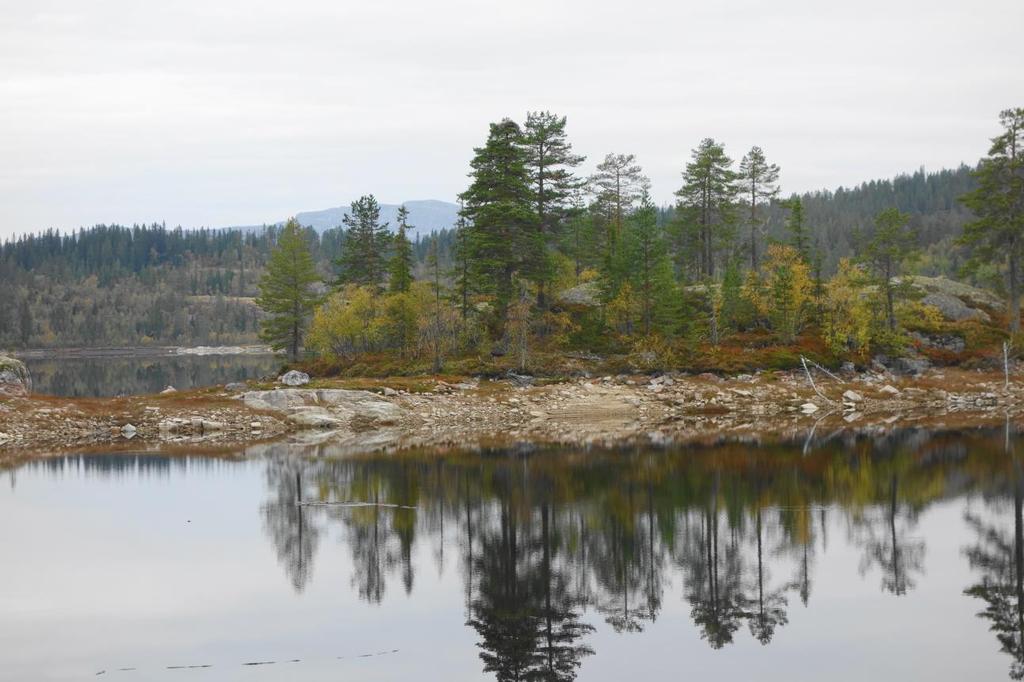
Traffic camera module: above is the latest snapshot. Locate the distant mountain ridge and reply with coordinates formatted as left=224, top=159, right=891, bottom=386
left=228, top=199, right=460, bottom=240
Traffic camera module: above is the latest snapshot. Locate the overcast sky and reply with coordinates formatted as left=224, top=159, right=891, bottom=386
left=1, top=0, right=1021, bottom=238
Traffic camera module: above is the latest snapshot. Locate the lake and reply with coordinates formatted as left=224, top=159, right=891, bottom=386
left=1, top=427, right=1023, bottom=681
left=19, top=351, right=282, bottom=397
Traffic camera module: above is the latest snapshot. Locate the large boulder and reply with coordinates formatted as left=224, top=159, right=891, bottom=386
left=557, top=281, right=601, bottom=308
left=278, top=370, right=310, bottom=386
left=0, top=355, right=31, bottom=396
left=920, top=292, right=990, bottom=323
left=242, top=388, right=402, bottom=429
left=905, top=276, right=1003, bottom=312
left=873, top=353, right=931, bottom=375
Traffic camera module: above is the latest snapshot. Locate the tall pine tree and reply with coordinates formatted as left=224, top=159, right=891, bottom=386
left=738, top=146, right=780, bottom=269
left=675, top=139, right=739, bottom=279
left=960, top=108, right=1024, bottom=332
left=588, top=153, right=650, bottom=266
left=522, top=111, right=585, bottom=307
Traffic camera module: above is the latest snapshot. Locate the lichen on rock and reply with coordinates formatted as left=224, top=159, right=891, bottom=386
left=0, top=354, right=32, bottom=396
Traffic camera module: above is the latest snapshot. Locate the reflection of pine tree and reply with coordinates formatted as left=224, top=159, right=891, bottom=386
left=590, top=483, right=660, bottom=633
left=856, top=475, right=925, bottom=595
left=780, top=505, right=822, bottom=607
left=963, top=473, right=1024, bottom=680
left=468, top=499, right=595, bottom=682
left=746, top=508, right=790, bottom=645
left=262, top=462, right=320, bottom=593
left=342, top=483, right=403, bottom=604
left=534, top=504, right=595, bottom=682
left=678, top=482, right=747, bottom=649
left=467, top=502, right=540, bottom=681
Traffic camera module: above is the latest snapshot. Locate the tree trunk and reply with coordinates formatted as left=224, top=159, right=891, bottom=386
left=1011, top=244, right=1021, bottom=333
left=885, top=262, right=896, bottom=332
left=750, top=181, right=758, bottom=270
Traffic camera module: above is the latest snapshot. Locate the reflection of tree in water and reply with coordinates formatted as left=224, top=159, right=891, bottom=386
left=467, top=473, right=594, bottom=682
left=335, top=469, right=417, bottom=604
left=746, top=508, right=791, bottom=644
left=535, top=503, right=595, bottom=681
left=590, top=481, right=661, bottom=633
left=249, top=426, right=1024, bottom=676
left=963, top=469, right=1024, bottom=679
left=855, top=475, right=925, bottom=596
left=467, top=499, right=538, bottom=681
left=677, top=476, right=747, bottom=649
left=261, top=460, right=321, bottom=593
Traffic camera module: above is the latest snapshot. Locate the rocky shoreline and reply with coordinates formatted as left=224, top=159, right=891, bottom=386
left=4, top=363, right=1024, bottom=461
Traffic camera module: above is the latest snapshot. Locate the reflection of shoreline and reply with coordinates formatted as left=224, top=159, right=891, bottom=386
left=20, top=351, right=280, bottom=399
left=13, top=345, right=274, bottom=360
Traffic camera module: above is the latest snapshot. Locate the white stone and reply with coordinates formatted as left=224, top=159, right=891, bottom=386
left=278, top=370, right=310, bottom=387
left=842, top=390, right=863, bottom=403
left=800, top=402, right=820, bottom=414
left=880, top=385, right=901, bottom=396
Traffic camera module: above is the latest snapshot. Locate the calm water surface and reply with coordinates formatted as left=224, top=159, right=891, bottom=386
left=2, top=428, right=1023, bottom=680
left=21, top=353, right=281, bottom=397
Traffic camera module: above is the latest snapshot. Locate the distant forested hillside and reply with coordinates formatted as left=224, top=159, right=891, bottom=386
left=775, top=165, right=977, bottom=277
left=0, top=222, right=443, bottom=348
left=0, top=165, right=983, bottom=349
left=656, top=165, right=978, bottom=277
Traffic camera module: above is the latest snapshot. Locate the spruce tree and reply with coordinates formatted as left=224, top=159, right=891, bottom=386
left=388, top=206, right=414, bottom=293
left=860, top=208, right=917, bottom=333
left=335, top=194, right=390, bottom=289
left=738, top=146, right=781, bottom=269
left=426, top=236, right=445, bottom=372
left=960, top=108, right=1024, bottom=331
left=522, top=111, right=585, bottom=307
left=719, top=259, right=744, bottom=333
left=451, top=211, right=472, bottom=320
left=459, top=118, right=536, bottom=320
left=674, top=139, right=739, bottom=279
left=783, top=197, right=811, bottom=262
left=256, top=218, right=321, bottom=360
left=624, top=192, right=676, bottom=336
